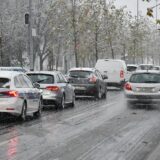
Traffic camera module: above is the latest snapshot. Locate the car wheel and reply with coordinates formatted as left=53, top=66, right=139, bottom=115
left=127, top=101, right=134, bottom=108
left=20, top=102, right=27, bottom=121
left=95, top=88, right=102, bottom=100
left=71, top=95, right=75, bottom=108
left=34, top=99, right=42, bottom=118
left=103, top=89, right=107, bottom=99
left=59, top=95, right=65, bottom=109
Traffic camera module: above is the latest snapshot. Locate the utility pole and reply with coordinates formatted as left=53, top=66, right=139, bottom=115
left=28, top=0, right=34, bottom=71
left=136, top=0, right=139, bottom=64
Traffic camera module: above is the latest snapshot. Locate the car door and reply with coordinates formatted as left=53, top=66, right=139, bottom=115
left=14, top=75, right=26, bottom=113
left=57, top=73, right=72, bottom=103
left=95, top=70, right=106, bottom=94
left=17, top=75, right=33, bottom=113
left=61, top=73, right=74, bottom=102
left=22, top=75, right=40, bottom=112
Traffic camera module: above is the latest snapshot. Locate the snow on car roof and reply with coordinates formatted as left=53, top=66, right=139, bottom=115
left=69, top=68, right=95, bottom=72
left=138, top=64, right=153, bottom=66
left=0, top=71, right=22, bottom=79
left=127, top=64, right=138, bottom=67
left=27, top=71, right=60, bottom=75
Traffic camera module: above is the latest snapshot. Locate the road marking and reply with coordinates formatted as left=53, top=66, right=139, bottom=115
left=0, top=140, right=8, bottom=146
left=65, top=102, right=117, bottom=121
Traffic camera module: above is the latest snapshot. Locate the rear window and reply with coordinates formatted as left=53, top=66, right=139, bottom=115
left=127, top=66, right=137, bottom=72
left=0, top=78, right=10, bottom=88
left=137, top=65, right=153, bottom=70
left=130, top=73, right=160, bottom=83
left=27, top=74, right=54, bottom=84
left=69, top=71, right=93, bottom=78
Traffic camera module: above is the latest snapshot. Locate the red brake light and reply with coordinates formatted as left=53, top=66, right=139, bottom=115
left=46, top=86, right=60, bottom=91
left=0, top=91, right=19, bottom=97
left=8, top=91, right=19, bottom=97
left=124, top=83, right=132, bottom=91
left=120, top=70, right=124, bottom=79
left=89, top=75, right=97, bottom=83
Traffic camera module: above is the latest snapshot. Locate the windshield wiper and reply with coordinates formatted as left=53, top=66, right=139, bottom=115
left=144, top=81, right=158, bottom=83
left=35, top=78, right=50, bottom=83
left=70, top=75, right=78, bottom=78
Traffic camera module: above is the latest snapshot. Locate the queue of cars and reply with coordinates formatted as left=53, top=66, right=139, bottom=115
left=1, top=62, right=160, bottom=120
left=0, top=66, right=109, bottom=121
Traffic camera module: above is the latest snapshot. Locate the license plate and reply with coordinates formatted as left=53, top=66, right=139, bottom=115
left=43, top=90, right=51, bottom=95
left=75, top=86, right=86, bottom=90
left=137, top=87, right=154, bottom=92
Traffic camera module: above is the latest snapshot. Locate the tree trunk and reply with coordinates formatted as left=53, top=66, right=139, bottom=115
left=95, top=26, right=98, bottom=61
left=109, top=40, right=114, bottom=59
left=39, top=54, right=43, bottom=71
left=71, top=0, right=79, bottom=67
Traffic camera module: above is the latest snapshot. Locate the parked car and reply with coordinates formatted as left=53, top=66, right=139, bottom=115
left=95, top=59, right=127, bottom=88
left=153, top=66, right=160, bottom=71
left=124, top=70, right=160, bottom=106
left=0, top=67, right=27, bottom=73
left=27, top=71, right=75, bottom=109
left=0, top=71, right=42, bottom=120
left=126, top=64, right=137, bottom=81
left=136, top=64, right=154, bottom=71
left=68, top=68, right=107, bottom=99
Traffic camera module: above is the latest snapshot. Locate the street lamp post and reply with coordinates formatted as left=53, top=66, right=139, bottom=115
left=28, top=0, right=34, bottom=71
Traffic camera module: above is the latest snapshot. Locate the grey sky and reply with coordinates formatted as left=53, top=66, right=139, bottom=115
left=114, top=0, right=159, bottom=18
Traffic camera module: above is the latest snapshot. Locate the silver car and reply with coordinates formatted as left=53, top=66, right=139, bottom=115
left=124, top=70, right=160, bottom=106
left=0, top=71, right=42, bottom=120
left=27, top=71, right=75, bottom=109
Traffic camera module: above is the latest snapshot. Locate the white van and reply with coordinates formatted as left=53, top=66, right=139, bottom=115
left=95, top=59, right=127, bottom=88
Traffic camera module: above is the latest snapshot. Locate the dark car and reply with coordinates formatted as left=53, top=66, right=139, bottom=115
left=68, top=68, right=107, bottom=99
left=27, top=71, right=75, bottom=109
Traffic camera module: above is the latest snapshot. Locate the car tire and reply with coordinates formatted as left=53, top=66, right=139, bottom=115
left=127, top=101, right=134, bottom=108
left=70, top=95, right=75, bottom=108
left=59, top=95, right=65, bottom=109
left=103, top=89, right=107, bottom=99
left=34, top=99, right=42, bottom=118
left=95, top=88, right=102, bottom=100
left=20, top=102, right=27, bottom=121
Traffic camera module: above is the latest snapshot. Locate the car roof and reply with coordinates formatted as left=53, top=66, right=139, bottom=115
left=69, top=67, right=96, bottom=72
left=127, top=64, right=137, bottom=67
left=134, top=70, right=160, bottom=74
left=27, top=71, right=60, bottom=75
left=138, top=64, right=153, bottom=66
left=0, top=71, right=22, bottom=78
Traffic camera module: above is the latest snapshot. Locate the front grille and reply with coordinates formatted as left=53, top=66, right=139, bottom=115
left=43, top=100, right=55, bottom=105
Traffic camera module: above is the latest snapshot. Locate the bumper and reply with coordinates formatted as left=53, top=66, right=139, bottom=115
left=0, top=98, right=22, bottom=115
left=42, top=94, right=61, bottom=106
left=125, top=94, right=160, bottom=104
left=73, top=84, right=98, bottom=96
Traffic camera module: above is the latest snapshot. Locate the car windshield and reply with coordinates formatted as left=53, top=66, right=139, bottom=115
left=130, top=73, right=160, bottom=83
left=137, top=65, right=153, bottom=70
left=0, top=78, right=10, bottom=88
left=69, top=71, right=93, bottom=78
left=27, top=74, right=54, bottom=84
left=127, top=66, right=137, bottom=72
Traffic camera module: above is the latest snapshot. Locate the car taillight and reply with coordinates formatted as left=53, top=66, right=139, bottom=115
left=120, top=70, right=124, bottom=79
left=124, top=83, right=132, bottom=91
left=0, top=91, right=19, bottom=97
left=89, top=75, right=97, bottom=83
left=46, top=86, right=60, bottom=91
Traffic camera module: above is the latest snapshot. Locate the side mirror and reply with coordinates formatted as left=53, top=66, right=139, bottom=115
left=102, top=74, right=108, bottom=80
left=33, top=82, right=40, bottom=89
